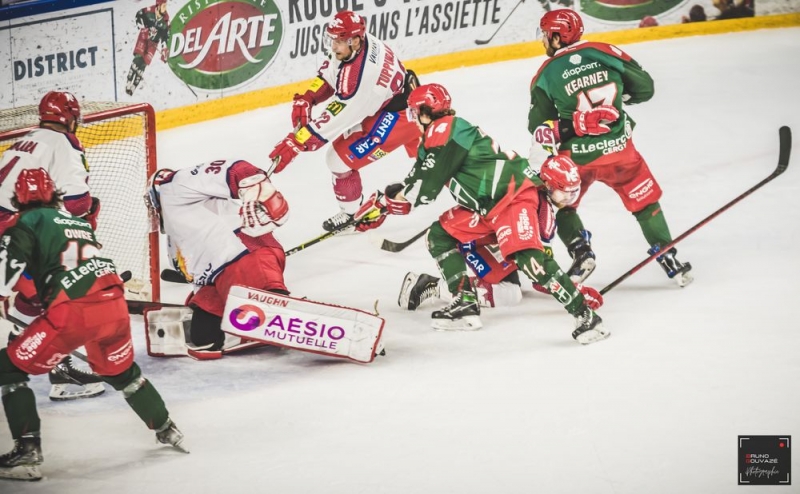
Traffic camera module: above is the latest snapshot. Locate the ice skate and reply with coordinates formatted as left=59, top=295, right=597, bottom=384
left=156, top=419, right=189, bottom=453
left=48, top=355, right=105, bottom=401
left=572, top=307, right=610, bottom=345
left=566, top=230, right=596, bottom=284
left=398, top=272, right=441, bottom=310
left=431, top=290, right=482, bottom=331
left=648, top=245, right=693, bottom=287
left=0, top=434, right=43, bottom=481
left=321, top=210, right=354, bottom=232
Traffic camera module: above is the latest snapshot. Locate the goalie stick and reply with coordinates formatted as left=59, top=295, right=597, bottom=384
left=475, top=0, right=524, bottom=45
left=600, top=126, right=792, bottom=295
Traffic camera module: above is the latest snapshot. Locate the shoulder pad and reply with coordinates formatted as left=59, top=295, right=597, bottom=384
left=423, top=116, right=455, bottom=149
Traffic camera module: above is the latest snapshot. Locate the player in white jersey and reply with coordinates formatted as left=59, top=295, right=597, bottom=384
left=0, top=91, right=103, bottom=400
left=145, top=158, right=289, bottom=358
left=269, top=10, right=421, bottom=232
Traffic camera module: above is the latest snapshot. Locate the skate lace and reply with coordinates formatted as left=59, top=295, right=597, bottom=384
left=328, top=211, right=353, bottom=227
left=419, top=283, right=438, bottom=303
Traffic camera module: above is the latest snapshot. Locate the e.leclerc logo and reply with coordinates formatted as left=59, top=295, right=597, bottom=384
left=167, top=0, right=283, bottom=91
left=228, top=304, right=266, bottom=331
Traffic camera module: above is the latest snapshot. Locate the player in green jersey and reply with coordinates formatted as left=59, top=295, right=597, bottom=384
left=0, top=169, right=186, bottom=481
left=529, top=9, right=692, bottom=288
left=355, top=83, right=609, bottom=345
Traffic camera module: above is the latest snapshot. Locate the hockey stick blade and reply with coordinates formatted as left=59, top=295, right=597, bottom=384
left=600, top=126, right=792, bottom=295
left=379, top=228, right=429, bottom=252
left=474, top=0, right=524, bottom=45
left=161, top=268, right=189, bottom=284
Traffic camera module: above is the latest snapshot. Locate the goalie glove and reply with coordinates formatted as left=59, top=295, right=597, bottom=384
left=572, top=105, right=620, bottom=137
left=238, top=175, right=289, bottom=236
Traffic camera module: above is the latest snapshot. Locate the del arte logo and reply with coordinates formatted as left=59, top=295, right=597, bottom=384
left=168, top=0, right=283, bottom=91
left=229, top=304, right=266, bottom=331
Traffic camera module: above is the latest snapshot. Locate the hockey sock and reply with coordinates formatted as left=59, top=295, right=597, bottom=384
left=633, top=202, right=673, bottom=247
left=427, top=221, right=471, bottom=295
left=0, top=350, right=40, bottom=440
left=189, top=307, right=225, bottom=350
left=555, top=207, right=585, bottom=246
left=513, top=249, right=585, bottom=315
left=103, top=363, right=169, bottom=430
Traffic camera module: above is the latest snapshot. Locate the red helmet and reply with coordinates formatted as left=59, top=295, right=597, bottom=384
left=327, top=11, right=366, bottom=40
left=15, top=168, right=56, bottom=205
left=539, top=9, right=584, bottom=45
left=539, top=155, right=581, bottom=207
left=408, top=83, right=452, bottom=117
left=39, top=91, right=82, bottom=129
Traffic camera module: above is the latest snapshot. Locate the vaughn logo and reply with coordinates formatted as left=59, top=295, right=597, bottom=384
left=168, top=0, right=283, bottom=91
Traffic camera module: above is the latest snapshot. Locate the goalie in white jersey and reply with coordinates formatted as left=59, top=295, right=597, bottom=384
left=269, top=10, right=421, bottom=232
left=145, top=158, right=289, bottom=359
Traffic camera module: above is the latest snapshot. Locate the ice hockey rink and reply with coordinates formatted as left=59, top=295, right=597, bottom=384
left=2, top=27, right=799, bottom=494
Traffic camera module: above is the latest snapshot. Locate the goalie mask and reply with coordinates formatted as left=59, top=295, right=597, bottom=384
left=144, top=168, right=175, bottom=233
left=539, top=155, right=581, bottom=208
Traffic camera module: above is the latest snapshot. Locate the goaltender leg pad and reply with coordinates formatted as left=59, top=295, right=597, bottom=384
left=222, top=286, right=385, bottom=364
left=144, top=307, right=193, bottom=357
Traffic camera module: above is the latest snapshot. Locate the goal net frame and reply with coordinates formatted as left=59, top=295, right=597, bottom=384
left=0, top=102, right=161, bottom=302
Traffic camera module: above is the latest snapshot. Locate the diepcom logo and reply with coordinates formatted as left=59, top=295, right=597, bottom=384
left=168, top=0, right=283, bottom=91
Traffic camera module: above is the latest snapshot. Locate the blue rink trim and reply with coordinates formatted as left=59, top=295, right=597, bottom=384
left=0, top=0, right=112, bottom=22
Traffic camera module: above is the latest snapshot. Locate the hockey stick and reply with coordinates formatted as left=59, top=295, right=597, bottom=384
left=475, top=0, right=525, bottom=45
left=376, top=227, right=429, bottom=252
left=158, top=209, right=386, bottom=284
left=600, top=126, right=792, bottom=295
left=284, top=214, right=362, bottom=256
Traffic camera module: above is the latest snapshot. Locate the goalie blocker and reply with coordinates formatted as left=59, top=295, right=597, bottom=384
left=145, top=286, right=385, bottom=364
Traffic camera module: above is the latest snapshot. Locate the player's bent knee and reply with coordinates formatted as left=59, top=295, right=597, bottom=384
left=633, top=201, right=661, bottom=220
left=102, top=362, right=142, bottom=393
left=513, top=249, right=560, bottom=285
left=426, top=221, right=457, bottom=257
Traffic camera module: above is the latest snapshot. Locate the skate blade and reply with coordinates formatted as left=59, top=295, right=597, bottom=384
left=397, top=272, right=418, bottom=309
left=49, top=382, right=105, bottom=401
left=0, top=464, right=42, bottom=481
left=575, top=326, right=611, bottom=345
left=676, top=271, right=694, bottom=288
left=569, top=259, right=597, bottom=284
left=432, top=316, right=482, bottom=331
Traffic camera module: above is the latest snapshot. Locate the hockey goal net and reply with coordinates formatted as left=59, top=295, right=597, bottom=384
left=0, top=102, right=160, bottom=302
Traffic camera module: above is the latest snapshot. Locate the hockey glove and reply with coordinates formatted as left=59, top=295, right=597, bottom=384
left=577, top=284, right=603, bottom=310
left=291, top=94, right=314, bottom=130
left=353, top=191, right=388, bottom=232
left=84, top=197, right=101, bottom=230
left=268, top=127, right=326, bottom=174
left=572, top=105, right=620, bottom=137
left=383, top=183, right=412, bottom=215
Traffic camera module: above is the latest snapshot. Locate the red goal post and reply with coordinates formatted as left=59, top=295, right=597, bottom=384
left=0, top=102, right=161, bottom=302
